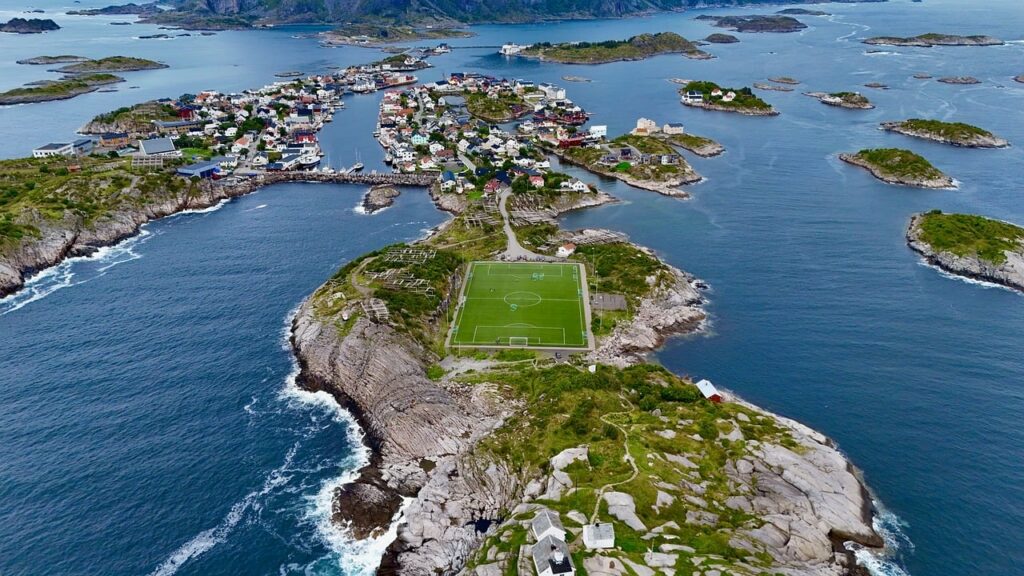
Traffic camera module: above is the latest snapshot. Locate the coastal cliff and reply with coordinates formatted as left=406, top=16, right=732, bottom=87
left=907, top=212, right=1024, bottom=292
left=0, top=180, right=252, bottom=298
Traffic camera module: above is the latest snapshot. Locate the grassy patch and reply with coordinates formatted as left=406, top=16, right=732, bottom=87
left=898, top=118, right=993, bottom=140
left=853, top=148, right=945, bottom=180
left=918, top=210, right=1024, bottom=264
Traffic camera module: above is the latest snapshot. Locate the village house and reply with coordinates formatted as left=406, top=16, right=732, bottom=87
left=663, top=122, right=685, bottom=135
left=682, top=91, right=704, bottom=104
left=138, top=137, right=178, bottom=157
left=696, top=379, right=723, bottom=403
left=632, top=117, right=659, bottom=136
left=556, top=243, right=577, bottom=258
left=531, top=510, right=566, bottom=543
left=99, top=132, right=130, bottom=148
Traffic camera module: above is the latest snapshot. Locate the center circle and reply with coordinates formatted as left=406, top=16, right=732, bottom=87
left=504, top=291, right=542, bottom=307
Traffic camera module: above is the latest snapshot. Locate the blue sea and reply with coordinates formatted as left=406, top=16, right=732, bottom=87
left=2, top=0, right=1023, bottom=574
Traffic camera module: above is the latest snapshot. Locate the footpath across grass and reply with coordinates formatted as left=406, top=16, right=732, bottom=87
left=449, top=261, right=589, bottom=348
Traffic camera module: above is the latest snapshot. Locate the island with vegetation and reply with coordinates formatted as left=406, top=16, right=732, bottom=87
left=881, top=119, right=1008, bottom=148
left=768, top=76, right=800, bottom=85
left=464, top=92, right=531, bottom=123
left=0, top=74, right=124, bottom=106
left=695, top=14, right=806, bottom=33
left=519, top=32, right=710, bottom=64
left=777, top=8, right=830, bottom=16
left=16, top=55, right=91, bottom=65
left=680, top=81, right=778, bottom=116
left=553, top=134, right=702, bottom=196
left=321, top=23, right=473, bottom=46
left=907, top=211, right=1024, bottom=292
left=53, top=56, right=168, bottom=74
left=288, top=154, right=889, bottom=576
left=703, top=33, right=738, bottom=44
left=839, top=148, right=954, bottom=188
left=805, top=91, right=874, bottom=110
left=0, top=18, right=60, bottom=34
left=864, top=33, right=1003, bottom=47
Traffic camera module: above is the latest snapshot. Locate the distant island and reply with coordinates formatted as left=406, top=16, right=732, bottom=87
left=864, top=33, right=1003, bottom=47
left=769, top=76, right=800, bottom=85
left=1015, top=75, right=1024, bottom=84
left=839, top=148, right=953, bottom=188
left=321, top=23, right=473, bottom=46
left=518, top=32, right=710, bottom=64
left=704, top=33, right=739, bottom=44
left=0, top=74, right=124, bottom=106
left=54, top=56, right=168, bottom=74
left=67, top=2, right=161, bottom=16
left=680, top=81, right=778, bottom=116
left=695, top=14, right=806, bottom=33
left=777, top=8, right=830, bottom=16
left=907, top=211, right=1024, bottom=292
left=881, top=119, right=1008, bottom=148
left=805, top=91, right=874, bottom=110
left=938, top=76, right=981, bottom=85
left=0, top=18, right=60, bottom=34
left=16, top=55, right=91, bottom=65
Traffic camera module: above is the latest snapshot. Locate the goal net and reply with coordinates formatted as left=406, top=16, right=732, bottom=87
left=508, top=337, right=530, bottom=347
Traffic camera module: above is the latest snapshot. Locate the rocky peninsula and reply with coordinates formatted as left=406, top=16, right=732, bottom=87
left=664, top=132, right=725, bottom=157
left=881, top=119, right=1008, bottom=148
left=0, top=18, right=60, bottom=34
left=695, top=14, right=806, bottom=33
left=864, top=33, right=1003, bottom=47
left=907, top=211, right=1024, bottom=292
left=805, top=91, right=874, bottom=110
left=518, top=32, right=710, bottom=64
left=840, top=148, right=954, bottom=189
left=289, top=179, right=888, bottom=576
left=16, top=55, right=90, bottom=65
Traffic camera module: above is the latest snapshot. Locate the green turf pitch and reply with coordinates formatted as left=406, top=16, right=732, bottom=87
left=449, top=262, right=588, bottom=348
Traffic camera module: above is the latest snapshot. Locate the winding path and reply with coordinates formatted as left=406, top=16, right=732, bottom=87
left=590, top=397, right=640, bottom=523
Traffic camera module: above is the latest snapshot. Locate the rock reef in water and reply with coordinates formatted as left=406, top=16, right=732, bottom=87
left=361, top=185, right=400, bottom=214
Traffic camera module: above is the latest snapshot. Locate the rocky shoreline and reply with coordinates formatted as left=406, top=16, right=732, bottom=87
left=906, top=213, right=1024, bottom=292
left=289, top=185, right=888, bottom=575
left=838, top=153, right=954, bottom=189
left=880, top=121, right=1008, bottom=148
left=805, top=91, right=874, bottom=110
left=681, top=99, right=780, bottom=116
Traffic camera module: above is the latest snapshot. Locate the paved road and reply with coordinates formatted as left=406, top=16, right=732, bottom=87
left=497, top=189, right=547, bottom=261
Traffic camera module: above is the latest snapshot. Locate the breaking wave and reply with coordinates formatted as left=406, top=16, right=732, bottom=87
left=0, top=229, right=151, bottom=316
left=849, top=508, right=914, bottom=576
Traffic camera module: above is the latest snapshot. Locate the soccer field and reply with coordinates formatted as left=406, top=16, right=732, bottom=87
left=449, top=262, right=590, bottom=349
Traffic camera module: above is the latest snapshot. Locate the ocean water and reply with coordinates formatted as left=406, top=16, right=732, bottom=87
left=2, top=0, right=1024, bottom=575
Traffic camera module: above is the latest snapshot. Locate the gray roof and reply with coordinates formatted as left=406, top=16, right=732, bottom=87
left=35, top=142, right=70, bottom=151
left=532, top=510, right=564, bottom=538
left=140, top=137, right=176, bottom=155
left=583, top=522, right=614, bottom=542
left=532, top=535, right=574, bottom=575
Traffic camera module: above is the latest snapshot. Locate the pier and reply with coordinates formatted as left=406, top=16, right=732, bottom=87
left=220, top=170, right=438, bottom=192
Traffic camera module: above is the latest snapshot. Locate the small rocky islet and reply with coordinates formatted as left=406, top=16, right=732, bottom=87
left=805, top=91, right=874, bottom=110
left=840, top=148, right=953, bottom=188
left=0, top=17, right=60, bottom=34
left=907, top=211, right=1024, bottom=292
left=864, top=32, right=1004, bottom=47
left=881, top=119, right=1008, bottom=148
left=695, top=14, right=807, bottom=33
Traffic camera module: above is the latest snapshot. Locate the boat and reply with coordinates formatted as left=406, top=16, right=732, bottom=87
left=350, top=162, right=364, bottom=172
left=298, top=152, right=320, bottom=168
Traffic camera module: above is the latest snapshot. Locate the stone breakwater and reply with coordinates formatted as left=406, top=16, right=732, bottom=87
left=0, top=171, right=437, bottom=299
left=906, top=213, right=1024, bottom=292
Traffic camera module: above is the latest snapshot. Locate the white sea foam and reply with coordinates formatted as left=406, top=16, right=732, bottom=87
left=147, top=445, right=298, bottom=576
left=352, top=204, right=368, bottom=215
left=0, top=229, right=152, bottom=315
left=167, top=198, right=230, bottom=217
left=245, top=204, right=269, bottom=211
left=919, top=260, right=1022, bottom=295
left=848, top=507, right=914, bottom=576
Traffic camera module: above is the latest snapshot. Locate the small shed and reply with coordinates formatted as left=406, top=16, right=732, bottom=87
left=696, top=379, right=723, bottom=403
left=556, top=243, right=576, bottom=258
left=531, top=510, right=566, bottom=543
left=582, top=523, right=615, bottom=549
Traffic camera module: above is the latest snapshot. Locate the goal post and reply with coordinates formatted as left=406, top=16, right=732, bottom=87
left=508, top=336, right=530, bottom=347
